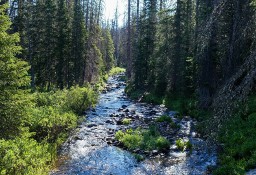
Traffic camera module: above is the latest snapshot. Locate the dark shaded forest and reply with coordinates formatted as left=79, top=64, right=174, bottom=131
left=1, top=0, right=256, bottom=174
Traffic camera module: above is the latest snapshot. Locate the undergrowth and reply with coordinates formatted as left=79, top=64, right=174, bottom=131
left=0, top=86, right=98, bottom=174
left=213, top=94, right=256, bottom=175
left=115, top=125, right=170, bottom=152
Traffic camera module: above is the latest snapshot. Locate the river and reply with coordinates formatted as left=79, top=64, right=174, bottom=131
left=51, top=73, right=217, bottom=175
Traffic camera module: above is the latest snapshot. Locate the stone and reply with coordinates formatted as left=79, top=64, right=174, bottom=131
left=87, top=123, right=97, bottom=128
left=130, top=110, right=136, bottom=114
left=124, top=109, right=129, bottom=112
left=105, top=120, right=112, bottom=124
left=73, top=135, right=82, bottom=140
left=122, top=105, right=127, bottom=109
left=116, top=120, right=123, bottom=125
left=118, top=108, right=123, bottom=112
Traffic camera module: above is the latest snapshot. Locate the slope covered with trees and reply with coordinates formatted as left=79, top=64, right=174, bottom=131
left=118, top=0, right=256, bottom=174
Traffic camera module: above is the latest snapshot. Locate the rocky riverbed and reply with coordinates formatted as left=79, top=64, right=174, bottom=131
left=51, top=73, right=217, bottom=175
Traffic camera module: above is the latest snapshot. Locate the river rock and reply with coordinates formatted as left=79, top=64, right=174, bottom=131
left=130, top=110, right=136, bottom=114
left=122, top=105, right=127, bottom=109
left=73, top=135, right=82, bottom=140
left=149, top=110, right=157, bottom=115
left=105, top=120, right=112, bottom=124
left=87, top=123, right=97, bottom=128
left=124, top=109, right=129, bottom=112
left=118, top=108, right=123, bottom=112
left=116, top=120, right=123, bottom=125
left=152, top=150, right=158, bottom=155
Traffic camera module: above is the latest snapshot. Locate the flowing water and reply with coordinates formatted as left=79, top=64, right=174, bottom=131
left=51, top=74, right=217, bottom=175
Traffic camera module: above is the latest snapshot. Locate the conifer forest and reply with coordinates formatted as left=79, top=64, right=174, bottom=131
left=1, top=0, right=256, bottom=174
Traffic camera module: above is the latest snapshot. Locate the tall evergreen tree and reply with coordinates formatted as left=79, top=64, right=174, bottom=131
left=0, top=3, right=30, bottom=138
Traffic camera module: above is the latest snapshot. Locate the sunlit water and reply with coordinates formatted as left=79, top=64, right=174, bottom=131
left=51, top=75, right=217, bottom=175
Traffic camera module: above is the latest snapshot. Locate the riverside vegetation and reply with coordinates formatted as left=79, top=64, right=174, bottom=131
left=2, top=0, right=256, bottom=174
left=0, top=2, right=125, bottom=174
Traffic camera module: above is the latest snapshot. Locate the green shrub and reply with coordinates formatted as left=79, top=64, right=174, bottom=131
left=0, top=131, right=50, bottom=175
left=115, top=129, right=143, bottom=150
left=156, top=115, right=173, bottom=123
left=133, top=153, right=145, bottom=162
left=122, top=118, right=132, bottom=125
left=108, top=67, right=126, bottom=76
left=115, top=126, right=170, bottom=152
left=26, top=106, right=77, bottom=142
left=175, top=139, right=192, bottom=151
left=64, top=86, right=97, bottom=115
left=34, top=86, right=97, bottom=115
left=156, top=115, right=180, bottom=129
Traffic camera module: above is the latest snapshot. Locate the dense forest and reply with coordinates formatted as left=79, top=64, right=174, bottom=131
left=118, top=0, right=256, bottom=174
left=1, top=0, right=256, bottom=174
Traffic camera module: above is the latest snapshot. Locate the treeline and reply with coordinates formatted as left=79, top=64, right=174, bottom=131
left=122, top=0, right=256, bottom=122
left=7, top=0, right=114, bottom=89
left=0, top=0, right=117, bottom=174
left=120, top=0, right=256, bottom=174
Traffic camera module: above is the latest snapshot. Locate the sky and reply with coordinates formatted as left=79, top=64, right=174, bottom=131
left=103, top=0, right=126, bottom=26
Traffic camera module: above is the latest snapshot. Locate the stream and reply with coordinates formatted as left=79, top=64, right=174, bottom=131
left=51, top=74, right=217, bottom=175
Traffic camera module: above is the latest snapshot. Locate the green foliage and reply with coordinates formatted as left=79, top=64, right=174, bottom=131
left=102, top=29, right=115, bottom=72
left=214, top=95, right=256, bottom=174
left=64, top=86, right=97, bottom=115
left=122, top=118, right=132, bottom=125
left=133, top=153, right=145, bottom=162
left=0, top=3, right=31, bottom=138
left=0, top=130, right=50, bottom=175
left=156, top=115, right=173, bottom=123
left=34, top=86, right=97, bottom=115
left=108, top=67, right=126, bottom=76
left=115, top=126, right=170, bottom=151
left=156, top=115, right=180, bottom=129
left=175, top=138, right=192, bottom=151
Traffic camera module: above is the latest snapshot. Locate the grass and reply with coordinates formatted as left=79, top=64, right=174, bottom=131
left=156, top=115, right=173, bottom=123
left=175, top=138, right=192, bottom=151
left=122, top=118, right=132, bottom=125
left=115, top=125, right=170, bottom=152
left=213, top=94, right=256, bottom=175
left=156, top=115, right=180, bottom=129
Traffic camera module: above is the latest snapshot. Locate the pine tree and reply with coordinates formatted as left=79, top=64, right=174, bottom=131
left=71, top=0, right=88, bottom=85
left=56, top=0, right=72, bottom=89
left=102, top=28, right=115, bottom=72
left=0, top=3, right=31, bottom=138
left=134, top=0, right=157, bottom=89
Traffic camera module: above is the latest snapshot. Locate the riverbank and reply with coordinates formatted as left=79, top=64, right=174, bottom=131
left=51, top=73, right=216, bottom=175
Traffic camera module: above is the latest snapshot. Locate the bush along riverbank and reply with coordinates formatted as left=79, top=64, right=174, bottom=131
left=0, top=67, right=125, bottom=175
left=0, top=86, right=97, bottom=175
